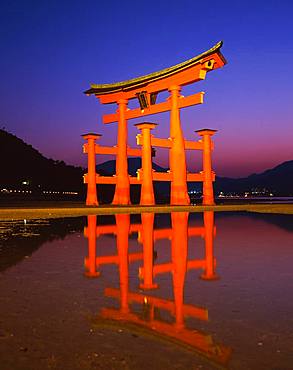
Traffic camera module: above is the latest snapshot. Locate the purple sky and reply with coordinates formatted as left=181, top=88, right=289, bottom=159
left=1, top=0, right=292, bottom=177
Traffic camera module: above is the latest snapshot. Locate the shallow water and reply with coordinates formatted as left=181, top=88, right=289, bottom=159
left=0, top=212, right=292, bottom=370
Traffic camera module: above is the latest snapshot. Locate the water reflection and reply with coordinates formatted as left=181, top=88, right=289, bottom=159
left=0, top=217, right=84, bottom=272
left=84, top=212, right=232, bottom=367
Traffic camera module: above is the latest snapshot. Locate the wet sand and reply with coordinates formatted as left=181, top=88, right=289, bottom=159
left=0, top=202, right=292, bottom=220
left=1, top=211, right=292, bottom=369
left=0, top=229, right=223, bottom=370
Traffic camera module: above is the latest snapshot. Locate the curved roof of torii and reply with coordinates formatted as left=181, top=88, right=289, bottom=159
left=84, top=41, right=226, bottom=95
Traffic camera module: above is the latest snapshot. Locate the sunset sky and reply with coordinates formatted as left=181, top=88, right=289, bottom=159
left=1, top=0, right=292, bottom=177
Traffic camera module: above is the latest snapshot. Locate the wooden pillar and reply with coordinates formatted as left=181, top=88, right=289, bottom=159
left=171, top=212, right=189, bottom=329
left=169, top=85, right=190, bottom=205
left=135, top=122, right=157, bottom=205
left=84, top=215, right=100, bottom=277
left=82, top=133, right=100, bottom=206
left=113, top=99, right=130, bottom=205
left=139, top=213, right=158, bottom=290
left=200, top=211, right=219, bottom=281
left=115, top=214, right=130, bottom=313
left=196, top=129, right=217, bottom=206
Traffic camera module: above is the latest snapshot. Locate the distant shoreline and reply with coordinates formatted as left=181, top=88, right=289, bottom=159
left=0, top=203, right=292, bottom=221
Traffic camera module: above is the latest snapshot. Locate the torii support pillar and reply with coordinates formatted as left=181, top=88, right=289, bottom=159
left=82, top=133, right=100, bottom=206
left=112, top=99, right=130, bottom=205
left=135, top=122, right=157, bottom=205
left=196, top=129, right=217, bottom=206
left=169, top=85, right=190, bottom=206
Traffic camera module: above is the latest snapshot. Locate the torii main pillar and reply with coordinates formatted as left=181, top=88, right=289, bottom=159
left=112, top=99, right=130, bottom=205
left=169, top=86, right=189, bottom=205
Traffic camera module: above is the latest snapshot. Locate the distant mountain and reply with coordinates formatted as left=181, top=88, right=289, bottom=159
left=96, top=157, right=168, bottom=176
left=1, top=128, right=291, bottom=200
left=0, top=129, right=84, bottom=192
left=96, top=158, right=170, bottom=203
left=97, top=158, right=293, bottom=197
left=215, top=161, right=293, bottom=196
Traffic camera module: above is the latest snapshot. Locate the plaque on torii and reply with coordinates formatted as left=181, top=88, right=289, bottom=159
left=83, top=41, right=226, bottom=206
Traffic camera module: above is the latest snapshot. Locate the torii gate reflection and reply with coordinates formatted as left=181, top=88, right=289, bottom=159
left=83, top=213, right=231, bottom=366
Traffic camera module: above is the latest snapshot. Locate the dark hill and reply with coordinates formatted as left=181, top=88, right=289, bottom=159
left=0, top=129, right=84, bottom=192
left=215, top=160, right=293, bottom=196
left=1, top=129, right=291, bottom=199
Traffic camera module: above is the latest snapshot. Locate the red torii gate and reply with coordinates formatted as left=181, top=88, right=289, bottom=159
left=83, top=41, right=226, bottom=206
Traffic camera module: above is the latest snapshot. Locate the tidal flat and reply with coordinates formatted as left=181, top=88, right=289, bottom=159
left=0, top=202, right=292, bottom=221
left=0, top=211, right=292, bottom=369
